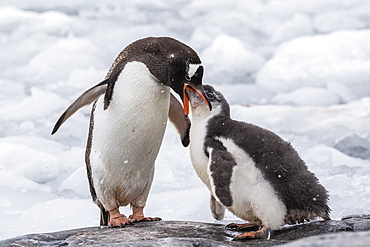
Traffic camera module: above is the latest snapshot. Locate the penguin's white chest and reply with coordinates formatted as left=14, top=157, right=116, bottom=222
left=189, top=116, right=212, bottom=188
left=90, top=61, right=170, bottom=209
left=216, top=137, right=287, bottom=228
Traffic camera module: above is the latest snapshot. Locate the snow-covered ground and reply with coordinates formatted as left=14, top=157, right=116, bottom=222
left=1, top=0, right=370, bottom=240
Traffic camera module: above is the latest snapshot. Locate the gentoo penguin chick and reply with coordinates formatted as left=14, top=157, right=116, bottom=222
left=185, top=85, right=330, bottom=240
left=52, top=37, right=211, bottom=227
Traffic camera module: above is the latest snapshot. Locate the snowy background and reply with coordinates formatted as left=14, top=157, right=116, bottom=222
left=1, top=0, right=370, bottom=240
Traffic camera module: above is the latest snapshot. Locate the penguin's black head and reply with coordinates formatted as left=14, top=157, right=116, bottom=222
left=168, top=59, right=204, bottom=98
left=186, top=84, right=230, bottom=118
left=105, top=37, right=211, bottom=114
left=162, top=38, right=211, bottom=114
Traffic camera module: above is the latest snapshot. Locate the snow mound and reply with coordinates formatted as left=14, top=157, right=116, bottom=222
left=0, top=142, right=61, bottom=187
left=201, top=35, right=265, bottom=84
left=257, top=30, right=370, bottom=104
left=272, top=87, right=340, bottom=106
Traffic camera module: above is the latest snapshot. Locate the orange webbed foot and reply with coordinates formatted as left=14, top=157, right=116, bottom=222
left=108, top=214, right=133, bottom=228
left=233, top=226, right=270, bottom=240
left=129, top=215, right=162, bottom=223
left=129, top=206, right=162, bottom=223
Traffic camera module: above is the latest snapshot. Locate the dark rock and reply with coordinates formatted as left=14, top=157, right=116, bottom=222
left=1, top=215, right=369, bottom=247
left=342, top=214, right=370, bottom=231
left=279, top=231, right=370, bottom=247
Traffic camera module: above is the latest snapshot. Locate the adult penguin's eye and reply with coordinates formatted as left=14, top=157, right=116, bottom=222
left=206, top=92, right=214, bottom=99
left=185, top=75, right=191, bottom=81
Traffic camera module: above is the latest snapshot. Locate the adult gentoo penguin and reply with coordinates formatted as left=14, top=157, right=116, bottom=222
left=51, top=37, right=211, bottom=227
left=184, top=85, right=330, bottom=240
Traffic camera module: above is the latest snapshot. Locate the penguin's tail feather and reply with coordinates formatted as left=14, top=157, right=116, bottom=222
left=323, top=204, right=331, bottom=220
left=97, top=201, right=109, bottom=226
left=100, top=209, right=109, bottom=226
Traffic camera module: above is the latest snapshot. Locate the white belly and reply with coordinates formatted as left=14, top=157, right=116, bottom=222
left=217, top=137, right=287, bottom=229
left=189, top=116, right=211, bottom=189
left=90, top=62, right=170, bottom=211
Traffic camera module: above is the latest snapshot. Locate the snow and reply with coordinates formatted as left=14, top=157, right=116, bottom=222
left=256, top=30, right=370, bottom=103
left=270, top=13, right=314, bottom=44
left=0, top=0, right=370, bottom=240
left=201, top=35, right=266, bottom=84
left=272, top=87, right=341, bottom=106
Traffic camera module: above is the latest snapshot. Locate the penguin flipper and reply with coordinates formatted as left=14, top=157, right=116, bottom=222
left=168, top=92, right=191, bottom=147
left=210, top=195, right=225, bottom=220
left=51, top=79, right=109, bottom=135
left=207, top=148, right=237, bottom=208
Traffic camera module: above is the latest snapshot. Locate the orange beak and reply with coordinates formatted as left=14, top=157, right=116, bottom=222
left=183, top=83, right=211, bottom=115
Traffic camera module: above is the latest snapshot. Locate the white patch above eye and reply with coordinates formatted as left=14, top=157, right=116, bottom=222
left=188, top=64, right=201, bottom=78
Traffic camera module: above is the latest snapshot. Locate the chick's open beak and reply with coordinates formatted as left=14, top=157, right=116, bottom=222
left=183, top=83, right=212, bottom=115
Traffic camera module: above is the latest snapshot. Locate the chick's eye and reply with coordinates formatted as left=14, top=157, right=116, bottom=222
left=206, top=92, right=214, bottom=99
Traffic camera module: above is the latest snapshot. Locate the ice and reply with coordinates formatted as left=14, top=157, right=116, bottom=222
left=302, top=145, right=370, bottom=218
left=0, top=79, right=25, bottom=104
left=201, top=35, right=266, bottom=84
left=272, top=87, right=340, bottom=106
left=0, top=143, right=61, bottom=185
left=231, top=97, right=370, bottom=146
left=21, top=38, right=105, bottom=85
left=1, top=0, right=370, bottom=241
left=270, top=13, right=313, bottom=44
left=334, top=134, right=370, bottom=160
left=313, top=11, right=366, bottom=33
left=256, top=30, right=370, bottom=104
left=58, top=167, right=90, bottom=199
left=211, top=83, right=274, bottom=105
left=5, top=198, right=99, bottom=239
left=0, top=87, right=68, bottom=121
